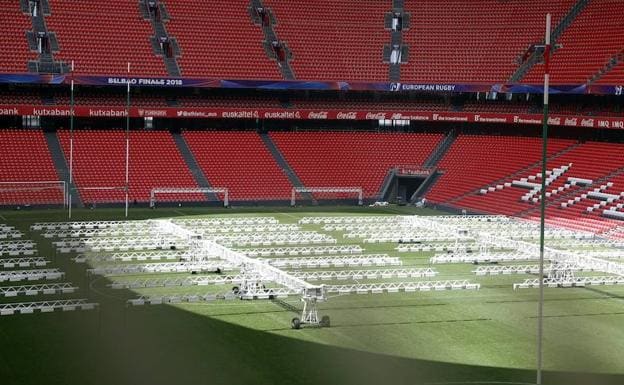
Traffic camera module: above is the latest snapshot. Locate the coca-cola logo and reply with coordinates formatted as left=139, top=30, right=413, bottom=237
left=336, top=111, right=357, bottom=119
left=365, top=112, right=386, bottom=120
left=308, top=111, right=328, bottom=119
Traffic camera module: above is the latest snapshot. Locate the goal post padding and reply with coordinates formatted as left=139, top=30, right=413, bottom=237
left=150, top=188, right=229, bottom=207
left=291, top=187, right=363, bottom=206
left=0, top=181, right=66, bottom=207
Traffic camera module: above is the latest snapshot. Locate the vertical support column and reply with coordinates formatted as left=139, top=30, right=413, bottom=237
left=536, top=13, right=551, bottom=385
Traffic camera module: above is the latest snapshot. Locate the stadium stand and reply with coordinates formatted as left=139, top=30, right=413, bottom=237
left=46, top=0, right=166, bottom=76
left=164, top=0, right=281, bottom=79
left=270, top=131, right=444, bottom=198
left=263, top=0, right=389, bottom=81
left=0, top=130, right=64, bottom=205
left=424, top=135, right=577, bottom=207
left=401, top=0, right=576, bottom=83
left=523, top=0, right=624, bottom=84
left=183, top=131, right=293, bottom=201
left=0, top=2, right=37, bottom=73
left=57, top=130, right=202, bottom=203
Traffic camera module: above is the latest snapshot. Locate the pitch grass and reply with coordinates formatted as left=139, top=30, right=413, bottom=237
left=0, top=206, right=623, bottom=385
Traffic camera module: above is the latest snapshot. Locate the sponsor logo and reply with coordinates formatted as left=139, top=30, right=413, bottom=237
left=580, top=118, right=594, bottom=127
left=547, top=117, right=561, bottom=125
left=365, top=112, right=386, bottom=120
left=0, top=107, right=18, bottom=116
left=474, top=114, right=507, bottom=123
left=222, top=111, right=259, bottom=119
left=88, top=109, right=127, bottom=117
left=32, top=108, right=71, bottom=116
left=307, top=111, right=328, bottom=119
left=390, top=83, right=401, bottom=91
left=564, top=118, right=578, bottom=126
left=336, top=111, right=357, bottom=119
left=616, top=86, right=623, bottom=96
left=137, top=109, right=167, bottom=117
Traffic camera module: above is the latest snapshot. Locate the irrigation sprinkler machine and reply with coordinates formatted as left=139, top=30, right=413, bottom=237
left=159, top=219, right=330, bottom=329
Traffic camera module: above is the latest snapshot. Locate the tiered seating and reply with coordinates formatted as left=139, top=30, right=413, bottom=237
left=46, top=0, right=166, bottom=76
left=0, top=130, right=63, bottom=205
left=292, top=96, right=448, bottom=111
left=523, top=0, right=624, bottom=84
left=271, top=132, right=443, bottom=198
left=177, top=95, right=282, bottom=108
left=0, top=3, right=37, bottom=73
left=57, top=130, right=201, bottom=203
left=53, top=91, right=169, bottom=107
left=595, top=61, right=624, bottom=85
left=401, top=0, right=575, bottom=83
left=263, top=0, right=388, bottom=81
left=165, top=0, right=281, bottom=79
left=520, top=142, right=624, bottom=227
left=425, top=135, right=576, bottom=207
left=183, top=131, right=293, bottom=201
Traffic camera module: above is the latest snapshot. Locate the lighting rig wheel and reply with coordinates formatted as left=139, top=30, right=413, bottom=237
left=291, top=317, right=301, bottom=329
left=320, top=315, right=330, bottom=327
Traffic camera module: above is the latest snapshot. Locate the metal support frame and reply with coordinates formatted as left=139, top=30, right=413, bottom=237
left=0, top=181, right=66, bottom=207
left=0, top=299, right=97, bottom=316
left=291, top=187, right=363, bottom=206
left=149, top=187, right=229, bottom=208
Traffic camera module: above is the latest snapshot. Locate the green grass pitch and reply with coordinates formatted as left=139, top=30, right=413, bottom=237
left=0, top=206, right=623, bottom=385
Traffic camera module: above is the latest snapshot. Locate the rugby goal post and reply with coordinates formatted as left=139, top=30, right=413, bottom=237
left=0, top=181, right=66, bottom=207
left=150, top=187, right=229, bottom=208
left=291, top=187, right=363, bottom=206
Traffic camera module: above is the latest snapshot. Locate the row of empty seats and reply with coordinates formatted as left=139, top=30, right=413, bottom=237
left=0, top=130, right=64, bottom=205
left=2, top=0, right=623, bottom=84
left=270, top=131, right=443, bottom=198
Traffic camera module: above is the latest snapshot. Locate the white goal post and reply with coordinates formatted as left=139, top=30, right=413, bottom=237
left=150, top=187, right=229, bottom=208
left=291, top=187, right=363, bottom=206
left=0, top=181, right=66, bottom=207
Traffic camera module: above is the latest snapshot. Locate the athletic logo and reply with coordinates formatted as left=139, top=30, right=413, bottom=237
left=390, top=83, right=401, bottom=91
left=616, top=86, right=623, bottom=96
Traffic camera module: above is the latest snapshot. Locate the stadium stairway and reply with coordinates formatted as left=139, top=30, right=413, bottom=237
left=141, top=0, right=181, bottom=77
left=251, top=1, right=295, bottom=79
left=170, top=132, right=218, bottom=202
left=510, top=0, right=590, bottom=82
left=423, top=129, right=457, bottom=169
left=259, top=133, right=312, bottom=201
left=44, top=131, right=81, bottom=206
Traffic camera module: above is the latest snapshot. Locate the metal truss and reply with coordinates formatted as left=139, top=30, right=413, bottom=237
left=513, top=275, right=624, bottom=289
left=174, top=217, right=279, bottom=226
left=299, top=216, right=404, bottom=225
left=259, top=255, right=402, bottom=268
left=202, top=231, right=336, bottom=247
left=55, top=236, right=188, bottom=253
left=473, top=263, right=591, bottom=276
left=0, top=240, right=36, bottom=256
left=127, top=280, right=481, bottom=306
left=193, top=224, right=300, bottom=234
left=240, top=245, right=363, bottom=257
left=486, top=235, right=624, bottom=277
left=324, top=280, right=480, bottom=294
left=87, top=262, right=234, bottom=276
left=110, top=268, right=437, bottom=289
left=74, top=250, right=191, bottom=263
left=0, top=269, right=64, bottom=282
left=291, top=268, right=437, bottom=281
left=0, top=283, right=77, bottom=297
left=0, top=299, right=97, bottom=316
left=0, top=230, right=22, bottom=239
left=431, top=252, right=538, bottom=264
left=31, top=221, right=135, bottom=231
left=1, top=257, right=49, bottom=268
left=397, top=243, right=501, bottom=253
left=42, top=228, right=156, bottom=239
